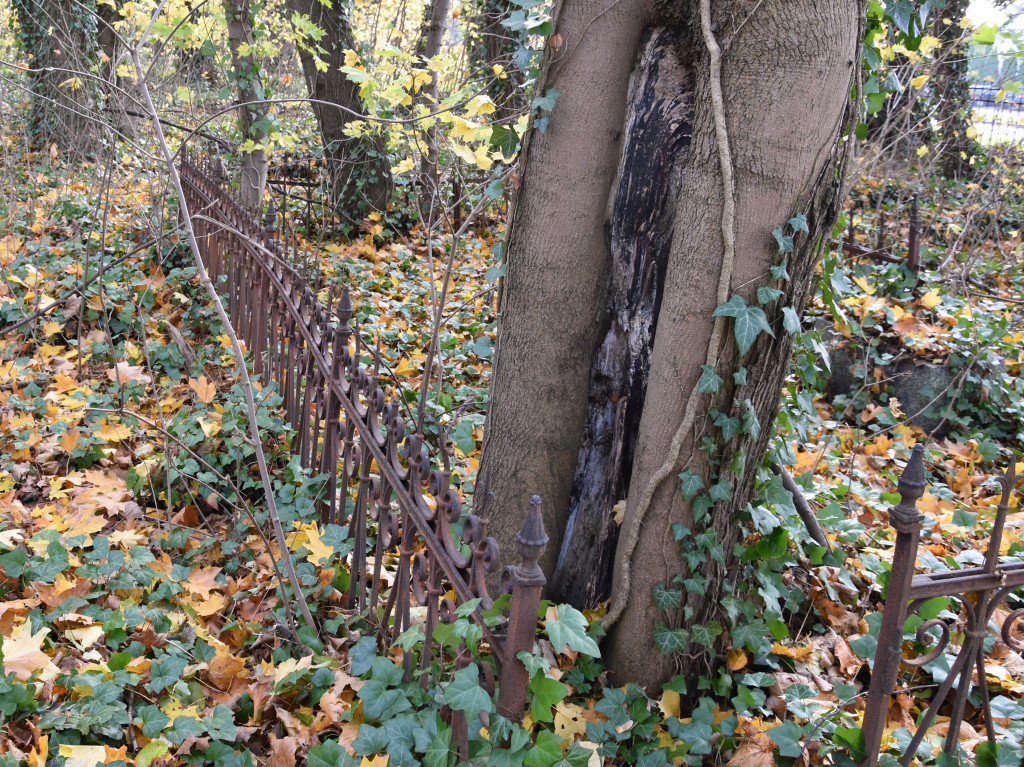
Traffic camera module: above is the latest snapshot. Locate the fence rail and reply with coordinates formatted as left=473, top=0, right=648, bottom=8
left=178, top=145, right=542, bottom=754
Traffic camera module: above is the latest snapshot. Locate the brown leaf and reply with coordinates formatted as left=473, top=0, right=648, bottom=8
left=188, top=376, right=217, bottom=404
left=268, top=736, right=298, bottom=767
left=726, top=732, right=776, bottom=767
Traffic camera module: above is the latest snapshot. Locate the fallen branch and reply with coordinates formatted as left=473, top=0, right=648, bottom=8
left=770, top=463, right=832, bottom=553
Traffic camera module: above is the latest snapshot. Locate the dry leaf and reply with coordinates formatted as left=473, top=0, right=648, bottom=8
left=188, top=375, right=217, bottom=404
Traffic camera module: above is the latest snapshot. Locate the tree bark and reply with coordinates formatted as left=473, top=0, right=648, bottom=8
left=480, top=0, right=862, bottom=691
left=225, top=0, right=269, bottom=209
left=14, top=0, right=100, bottom=154
left=418, top=0, right=450, bottom=194
left=286, top=0, right=392, bottom=220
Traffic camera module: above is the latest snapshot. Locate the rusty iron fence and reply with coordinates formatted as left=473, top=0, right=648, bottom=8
left=860, top=444, right=1023, bottom=766
left=178, top=145, right=543, bottom=752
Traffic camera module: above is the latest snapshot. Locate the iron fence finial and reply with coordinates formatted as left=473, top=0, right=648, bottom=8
left=891, top=444, right=926, bottom=533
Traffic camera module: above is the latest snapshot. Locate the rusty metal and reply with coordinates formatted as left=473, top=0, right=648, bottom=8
left=861, top=447, right=1022, bottom=766
left=843, top=195, right=921, bottom=267
left=179, top=145, right=545, bottom=750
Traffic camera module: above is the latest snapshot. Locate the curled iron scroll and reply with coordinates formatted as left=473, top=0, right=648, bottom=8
left=902, top=618, right=951, bottom=667
left=1001, top=608, right=1024, bottom=652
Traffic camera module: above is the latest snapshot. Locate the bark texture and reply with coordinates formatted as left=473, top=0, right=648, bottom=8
left=479, top=0, right=653, bottom=578
left=605, top=0, right=861, bottom=690
left=481, top=0, right=862, bottom=691
left=225, top=0, right=269, bottom=208
left=286, top=0, right=392, bottom=219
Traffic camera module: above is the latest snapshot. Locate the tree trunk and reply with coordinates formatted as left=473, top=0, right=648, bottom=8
left=418, top=0, right=450, bottom=195
left=286, top=0, right=392, bottom=220
left=480, top=0, right=862, bottom=692
left=931, top=0, right=976, bottom=177
left=14, top=0, right=100, bottom=154
left=225, top=0, right=269, bottom=209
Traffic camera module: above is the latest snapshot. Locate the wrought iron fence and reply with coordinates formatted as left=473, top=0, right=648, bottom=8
left=178, top=145, right=543, bottom=754
left=861, top=445, right=1023, bottom=766
left=971, top=87, right=1024, bottom=147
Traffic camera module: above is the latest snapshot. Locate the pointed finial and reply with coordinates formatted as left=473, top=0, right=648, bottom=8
left=514, top=496, right=548, bottom=584
left=891, top=444, right=926, bottom=533
left=338, top=286, right=353, bottom=327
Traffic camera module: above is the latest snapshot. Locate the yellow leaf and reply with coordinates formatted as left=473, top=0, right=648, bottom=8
left=197, top=415, right=221, bottom=438
left=474, top=145, right=494, bottom=170
left=394, top=359, right=418, bottom=378
left=916, top=145, right=929, bottom=157
left=852, top=276, right=876, bottom=295
left=96, top=422, right=132, bottom=443
left=58, top=745, right=107, bottom=767
left=920, top=288, right=942, bottom=309
left=966, top=125, right=978, bottom=140
left=658, top=689, right=681, bottom=719
left=911, top=74, right=929, bottom=89
left=42, top=321, right=63, bottom=337
left=109, top=529, right=147, bottom=548
left=189, top=375, right=217, bottom=404
left=2, top=621, right=61, bottom=682
left=344, top=49, right=360, bottom=67
left=553, top=701, right=589, bottom=742
left=918, top=35, right=940, bottom=56
left=304, top=525, right=335, bottom=565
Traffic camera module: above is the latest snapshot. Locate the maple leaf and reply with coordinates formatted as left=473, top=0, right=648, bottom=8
left=186, top=567, right=224, bottom=600
left=188, top=375, right=217, bottom=404
left=58, top=745, right=108, bottom=767
left=2, top=621, right=61, bottom=682
left=726, top=732, right=776, bottom=767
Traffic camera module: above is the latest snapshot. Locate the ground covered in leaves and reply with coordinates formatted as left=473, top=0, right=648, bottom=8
left=3, top=143, right=1024, bottom=767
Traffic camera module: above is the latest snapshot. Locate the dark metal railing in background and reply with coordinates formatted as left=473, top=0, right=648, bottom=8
left=178, top=144, right=544, bottom=752
left=861, top=445, right=1023, bottom=766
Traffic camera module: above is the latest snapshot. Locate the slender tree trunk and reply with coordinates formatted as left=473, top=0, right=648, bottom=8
left=13, top=0, right=100, bottom=153
left=480, top=0, right=862, bottom=691
left=931, top=0, right=976, bottom=177
left=225, top=0, right=269, bottom=208
left=286, top=0, right=392, bottom=220
left=418, top=0, right=450, bottom=193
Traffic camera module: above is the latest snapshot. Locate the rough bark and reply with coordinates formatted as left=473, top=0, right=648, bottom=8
left=14, top=0, right=100, bottom=153
left=286, top=0, right=392, bottom=219
left=931, top=0, right=976, bottom=177
left=481, top=0, right=862, bottom=692
left=225, top=0, right=269, bottom=208
left=418, top=0, right=450, bottom=193
left=479, top=0, right=653, bottom=578
left=605, top=0, right=861, bottom=691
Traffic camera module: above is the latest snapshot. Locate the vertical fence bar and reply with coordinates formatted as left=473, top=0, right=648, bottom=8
left=860, top=445, right=927, bottom=767
left=497, top=496, right=548, bottom=720
left=906, top=193, right=921, bottom=272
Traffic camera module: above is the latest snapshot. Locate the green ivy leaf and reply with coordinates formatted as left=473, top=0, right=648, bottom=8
left=441, top=665, right=494, bottom=723
left=545, top=605, right=600, bottom=656
left=653, top=582, right=682, bottom=610
left=697, top=365, right=723, bottom=394
left=712, top=295, right=775, bottom=356
left=678, top=470, right=705, bottom=501
left=767, top=720, right=805, bottom=758
left=788, top=213, right=809, bottom=233
left=529, top=674, right=568, bottom=723
left=524, top=729, right=564, bottom=767
left=308, top=741, right=358, bottom=767
left=653, top=623, right=689, bottom=654
left=690, top=621, right=723, bottom=649
left=757, top=286, right=783, bottom=305
left=782, top=306, right=800, bottom=334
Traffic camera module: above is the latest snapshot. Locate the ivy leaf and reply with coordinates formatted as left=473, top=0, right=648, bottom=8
left=697, top=365, right=723, bottom=394
left=529, top=674, right=568, bottom=723
left=423, top=726, right=453, bottom=767
left=653, top=582, right=682, bottom=610
left=135, top=704, right=170, bottom=739
left=545, top=605, right=599, bottom=656
left=772, top=226, right=794, bottom=254
left=147, top=653, right=188, bottom=693
left=767, top=720, right=806, bottom=758
left=782, top=306, right=801, bottom=334
left=714, top=412, right=741, bottom=442
left=441, top=665, right=494, bottom=723
left=713, top=295, right=775, bottom=356
left=678, top=470, right=705, bottom=501
left=731, top=619, right=771, bottom=653
left=308, top=740, right=358, bottom=767
left=690, top=621, right=723, bottom=649
left=788, top=213, right=809, bottom=233
left=757, top=286, right=783, bottom=305
left=524, top=729, right=564, bottom=767
left=653, top=623, right=689, bottom=654
left=886, top=0, right=915, bottom=34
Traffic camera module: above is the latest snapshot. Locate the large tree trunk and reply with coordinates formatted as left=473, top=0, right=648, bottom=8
left=480, top=0, right=862, bottom=692
left=286, top=0, right=392, bottom=220
left=931, top=0, right=976, bottom=177
left=225, top=0, right=269, bottom=209
left=14, top=0, right=100, bottom=154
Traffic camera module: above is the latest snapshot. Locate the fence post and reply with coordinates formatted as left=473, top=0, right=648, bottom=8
left=497, top=495, right=548, bottom=721
left=860, top=444, right=927, bottom=767
left=906, top=193, right=921, bottom=272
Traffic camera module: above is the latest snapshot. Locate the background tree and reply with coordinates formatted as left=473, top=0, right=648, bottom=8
left=479, top=0, right=863, bottom=690
left=224, top=0, right=270, bottom=207
left=13, top=0, right=100, bottom=153
left=286, top=0, right=393, bottom=220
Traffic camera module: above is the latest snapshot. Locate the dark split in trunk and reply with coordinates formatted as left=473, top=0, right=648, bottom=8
left=551, top=28, right=694, bottom=606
